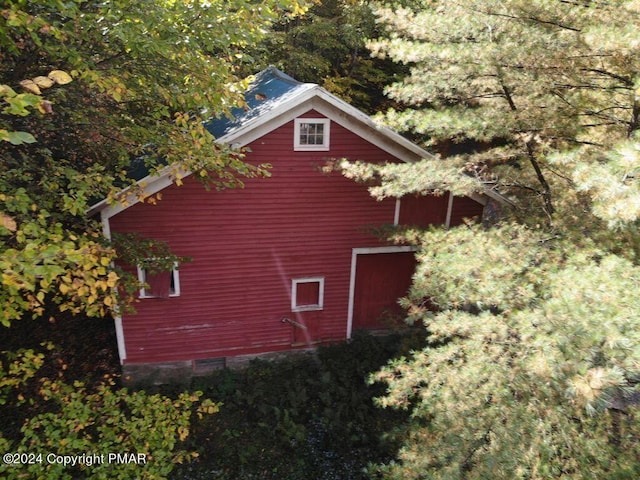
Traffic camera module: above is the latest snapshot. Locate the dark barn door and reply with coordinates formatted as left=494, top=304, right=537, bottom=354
left=352, top=251, right=416, bottom=331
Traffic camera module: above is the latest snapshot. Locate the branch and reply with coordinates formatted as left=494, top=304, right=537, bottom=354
left=580, top=68, right=634, bottom=87
left=500, top=80, right=517, bottom=112
left=525, top=139, right=555, bottom=217
left=628, top=100, right=640, bottom=137
left=477, top=8, right=581, bottom=32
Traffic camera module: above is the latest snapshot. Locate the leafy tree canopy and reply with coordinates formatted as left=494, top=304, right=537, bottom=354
left=0, top=0, right=306, bottom=325
left=244, top=0, right=408, bottom=113
left=353, top=1, right=640, bottom=478
left=1, top=1, right=306, bottom=478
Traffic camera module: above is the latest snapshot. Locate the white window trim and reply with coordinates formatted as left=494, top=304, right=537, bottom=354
left=137, top=261, right=181, bottom=299
left=294, top=118, right=330, bottom=151
left=291, top=277, right=325, bottom=312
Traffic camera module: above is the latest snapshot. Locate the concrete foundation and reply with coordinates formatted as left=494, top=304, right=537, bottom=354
left=120, top=348, right=316, bottom=387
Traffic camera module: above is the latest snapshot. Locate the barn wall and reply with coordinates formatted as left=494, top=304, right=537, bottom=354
left=111, top=111, right=405, bottom=364
left=450, top=196, right=484, bottom=226
left=110, top=111, right=486, bottom=368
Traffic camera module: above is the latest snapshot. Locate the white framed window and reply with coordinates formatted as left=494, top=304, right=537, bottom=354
left=137, top=262, right=181, bottom=299
left=294, top=118, right=330, bottom=151
left=291, top=277, right=325, bottom=312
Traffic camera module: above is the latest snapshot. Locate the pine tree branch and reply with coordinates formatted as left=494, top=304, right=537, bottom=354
left=628, top=100, right=640, bottom=137
left=500, top=81, right=517, bottom=112
left=500, top=79, right=555, bottom=216
left=476, top=8, right=581, bottom=32
left=580, top=68, right=634, bottom=87
left=525, top=139, right=555, bottom=216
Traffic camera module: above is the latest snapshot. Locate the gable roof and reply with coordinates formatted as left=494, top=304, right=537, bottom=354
left=90, top=67, right=514, bottom=220
left=209, top=65, right=431, bottom=159
left=88, top=66, right=435, bottom=219
left=205, top=67, right=313, bottom=139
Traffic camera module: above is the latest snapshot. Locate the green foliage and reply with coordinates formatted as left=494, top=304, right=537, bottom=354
left=173, top=332, right=422, bottom=480
left=0, top=346, right=47, bottom=405
left=0, top=345, right=219, bottom=480
left=343, top=2, right=640, bottom=478
left=364, top=0, right=640, bottom=223
left=0, top=0, right=305, bottom=325
left=0, top=188, right=119, bottom=326
left=112, top=232, right=191, bottom=276
left=1, top=3, right=303, bottom=479
left=370, top=225, right=640, bottom=479
left=244, top=0, right=408, bottom=114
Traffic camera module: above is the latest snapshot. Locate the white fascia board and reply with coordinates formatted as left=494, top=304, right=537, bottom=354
left=88, top=85, right=434, bottom=219
left=87, top=165, right=191, bottom=220
left=88, top=84, right=504, bottom=219
left=217, top=91, right=318, bottom=147
left=312, top=88, right=435, bottom=161
left=308, top=89, right=510, bottom=207
left=221, top=85, right=435, bottom=164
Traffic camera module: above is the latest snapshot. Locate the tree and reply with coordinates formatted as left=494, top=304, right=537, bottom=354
left=365, top=0, right=640, bottom=225
left=342, top=1, right=640, bottom=478
left=1, top=0, right=304, bottom=325
left=1, top=1, right=305, bottom=477
left=244, top=0, right=408, bottom=114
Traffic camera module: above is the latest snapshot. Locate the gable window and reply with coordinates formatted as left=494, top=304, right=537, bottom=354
left=291, top=277, right=325, bottom=311
left=137, top=262, right=181, bottom=299
left=294, top=118, right=330, bottom=151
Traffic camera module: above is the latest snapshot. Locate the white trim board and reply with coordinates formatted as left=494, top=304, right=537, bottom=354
left=346, top=246, right=417, bottom=339
left=114, top=315, right=127, bottom=363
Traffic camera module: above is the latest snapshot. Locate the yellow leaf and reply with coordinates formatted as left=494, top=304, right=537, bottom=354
left=33, top=76, right=54, bottom=89
left=106, top=271, right=119, bottom=288
left=178, top=426, right=189, bottom=441
left=0, top=212, right=17, bottom=231
left=20, top=79, right=41, bottom=94
left=48, top=70, right=73, bottom=85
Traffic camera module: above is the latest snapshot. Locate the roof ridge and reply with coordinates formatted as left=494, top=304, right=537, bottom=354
left=258, top=65, right=306, bottom=86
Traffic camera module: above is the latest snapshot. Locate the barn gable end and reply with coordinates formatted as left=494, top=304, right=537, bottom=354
left=92, top=68, right=486, bottom=383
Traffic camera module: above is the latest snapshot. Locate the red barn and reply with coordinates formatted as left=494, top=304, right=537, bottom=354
left=90, top=67, right=487, bottom=383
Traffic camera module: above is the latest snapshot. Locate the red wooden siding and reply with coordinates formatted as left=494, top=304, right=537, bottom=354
left=352, top=251, right=416, bottom=330
left=111, top=112, right=405, bottom=364
left=449, top=196, right=484, bottom=226
left=398, top=193, right=449, bottom=227
left=110, top=110, right=485, bottom=365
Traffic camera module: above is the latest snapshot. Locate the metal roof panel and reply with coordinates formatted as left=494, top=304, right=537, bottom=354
left=206, top=66, right=313, bottom=139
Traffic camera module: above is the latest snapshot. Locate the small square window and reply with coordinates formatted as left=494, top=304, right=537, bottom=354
left=294, top=118, right=330, bottom=151
left=137, top=262, right=180, bottom=299
left=291, top=277, right=325, bottom=311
